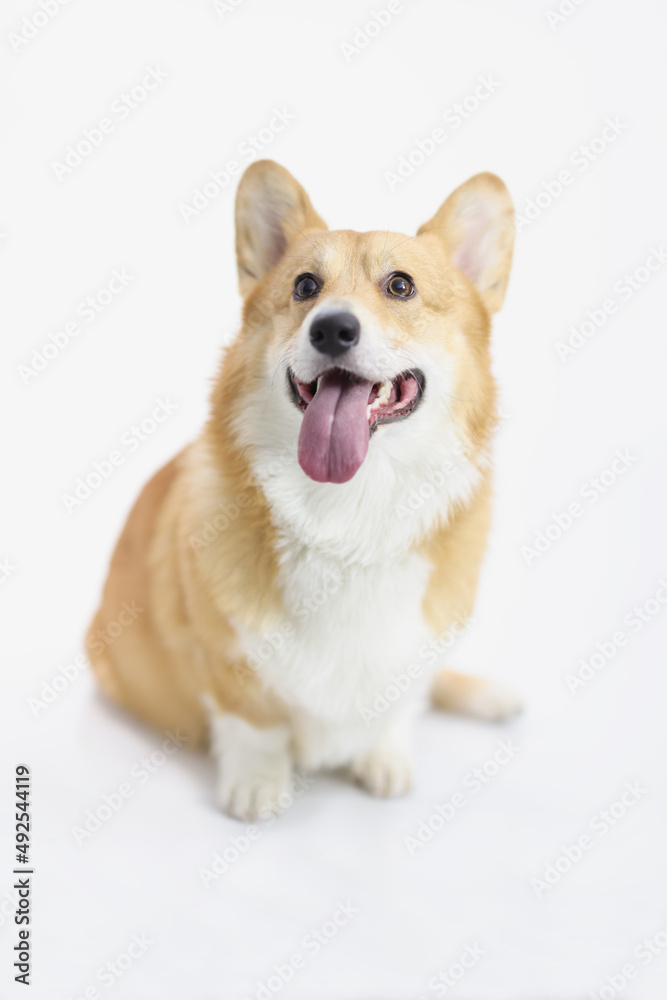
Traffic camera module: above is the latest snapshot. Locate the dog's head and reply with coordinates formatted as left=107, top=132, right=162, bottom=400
left=224, top=160, right=513, bottom=496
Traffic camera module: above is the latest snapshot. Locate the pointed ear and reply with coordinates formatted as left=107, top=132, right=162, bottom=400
left=418, top=173, right=514, bottom=314
left=234, top=160, right=327, bottom=297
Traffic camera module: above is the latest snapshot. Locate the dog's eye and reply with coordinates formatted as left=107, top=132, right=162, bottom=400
left=387, top=273, right=414, bottom=298
left=294, top=274, right=320, bottom=300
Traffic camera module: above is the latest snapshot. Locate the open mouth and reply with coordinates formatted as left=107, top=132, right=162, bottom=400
left=288, top=367, right=425, bottom=484
left=289, top=367, right=424, bottom=427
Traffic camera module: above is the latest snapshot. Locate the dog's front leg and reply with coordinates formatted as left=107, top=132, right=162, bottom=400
left=209, top=712, right=293, bottom=821
left=350, top=707, right=416, bottom=798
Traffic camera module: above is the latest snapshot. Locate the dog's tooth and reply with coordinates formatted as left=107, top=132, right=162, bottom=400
left=368, top=379, right=392, bottom=414
left=377, top=379, right=392, bottom=406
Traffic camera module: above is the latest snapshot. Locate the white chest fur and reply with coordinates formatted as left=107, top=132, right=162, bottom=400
left=236, top=542, right=434, bottom=769
left=228, top=369, right=482, bottom=767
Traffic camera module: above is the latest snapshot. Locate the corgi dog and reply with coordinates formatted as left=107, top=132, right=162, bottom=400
left=88, top=159, right=519, bottom=820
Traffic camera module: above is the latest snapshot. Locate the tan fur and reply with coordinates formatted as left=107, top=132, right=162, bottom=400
left=87, top=160, right=514, bottom=754
left=431, top=669, right=496, bottom=713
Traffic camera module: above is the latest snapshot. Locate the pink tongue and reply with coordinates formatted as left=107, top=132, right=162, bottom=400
left=298, top=370, right=373, bottom=483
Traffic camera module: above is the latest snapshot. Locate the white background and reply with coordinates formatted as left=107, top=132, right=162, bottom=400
left=2, top=0, right=667, bottom=997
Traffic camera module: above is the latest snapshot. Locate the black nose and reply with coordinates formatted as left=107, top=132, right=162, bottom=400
left=309, top=311, right=360, bottom=356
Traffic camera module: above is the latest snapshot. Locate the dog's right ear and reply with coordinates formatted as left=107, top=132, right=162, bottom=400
left=418, top=172, right=514, bottom=315
left=234, top=160, right=327, bottom=297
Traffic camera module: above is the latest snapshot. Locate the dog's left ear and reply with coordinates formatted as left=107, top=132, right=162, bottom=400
left=418, top=173, right=514, bottom=314
left=235, top=159, right=327, bottom=297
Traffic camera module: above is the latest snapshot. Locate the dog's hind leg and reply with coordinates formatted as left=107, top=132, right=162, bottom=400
left=431, top=669, right=522, bottom=722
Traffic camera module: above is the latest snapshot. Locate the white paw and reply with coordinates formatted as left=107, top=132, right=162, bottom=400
left=208, top=713, right=293, bottom=822
left=216, top=768, right=292, bottom=822
left=464, top=681, right=523, bottom=722
left=351, top=747, right=414, bottom=798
